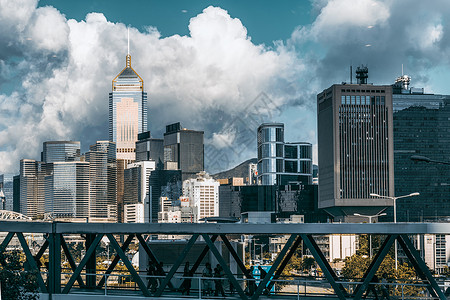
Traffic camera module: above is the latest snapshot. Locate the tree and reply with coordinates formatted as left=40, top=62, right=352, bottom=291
left=0, top=250, right=39, bottom=300
left=342, top=251, right=425, bottom=297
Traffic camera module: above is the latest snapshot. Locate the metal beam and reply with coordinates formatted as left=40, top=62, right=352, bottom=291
left=203, top=234, right=248, bottom=300
left=106, top=233, right=151, bottom=297
left=154, top=234, right=199, bottom=297
left=62, top=233, right=103, bottom=294
left=1, top=221, right=450, bottom=235
left=17, top=232, right=48, bottom=293
left=61, top=236, right=85, bottom=288
left=353, top=234, right=397, bottom=299
left=136, top=234, right=174, bottom=290
left=251, top=234, right=297, bottom=300
left=48, top=232, right=61, bottom=294
left=398, top=234, right=446, bottom=300
left=97, top=234, right=134, bottom=288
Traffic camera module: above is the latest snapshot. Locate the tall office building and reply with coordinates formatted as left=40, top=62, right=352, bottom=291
left=42, top=141, right=80, bottom=163
left=20, top=159, right=49, bottom=218
left=183, top=171, right=219, bottom=220
left=85, top=141, right=117, bottom=221
left=123, top=161, right=156, bottom=222
left=109, top=52, right=147, bottom=162
left=0, top=174, right=14, bottom=211
left=44, top=161, right=90, bottom=219
left=109, top=49, right=147, bottom=222
left=317, top=67, right=394, bottom=220
left=135, top=131, right=163, bottom=164
left=163, top=122, right=204, bottom=181
left=257, top=123, right=312, bottom=185
left=392, top=75, right=450, bottom=221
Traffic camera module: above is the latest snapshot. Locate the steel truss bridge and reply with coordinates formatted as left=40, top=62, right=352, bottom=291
left=0, top=222, right=449, bottom=299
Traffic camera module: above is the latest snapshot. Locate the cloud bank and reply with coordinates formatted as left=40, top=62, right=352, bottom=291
left=2, top=0, right=450, bottom=174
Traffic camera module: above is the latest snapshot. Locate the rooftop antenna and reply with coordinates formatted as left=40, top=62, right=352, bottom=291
left=402, top=64, right=403, bottom=76
left=126, top=28, right=131, bottom=67
left=350, top=65, right=352, bottom=84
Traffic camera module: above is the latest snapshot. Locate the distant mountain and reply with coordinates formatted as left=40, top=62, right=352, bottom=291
left=212, top=158, right=257, bottom=180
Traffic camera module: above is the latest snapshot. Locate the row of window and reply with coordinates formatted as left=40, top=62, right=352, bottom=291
left=341, top=89, right=386, bottom=94
left=341, top=95, right=385, bottom=106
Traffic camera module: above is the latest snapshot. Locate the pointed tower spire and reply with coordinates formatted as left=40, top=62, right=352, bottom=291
left=126, top=28, right=131, bottom=67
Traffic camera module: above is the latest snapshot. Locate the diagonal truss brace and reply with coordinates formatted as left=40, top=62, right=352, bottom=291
left=203, top=234, right=248, bottom=300
left=251, top=234, right=298, bottom=300
left=97, top=234, right=134, bottom=288
left=398, top=234, right=446, bottom=300
left=353, top=234, right=397, bottom=299
left=17, top=232, right=48, bottom=293
left=301, top=234, right=348, bottom=299
left=136, top=234, right=175, bottom=291
left=154, top=234, right=199, bottom=297
left=106, top=233, right=151, bottom=297
left=265, top=235, right=303, bottom=293
left=62, top=233, right=103, bottom=294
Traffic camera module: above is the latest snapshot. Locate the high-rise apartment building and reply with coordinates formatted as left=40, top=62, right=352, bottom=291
left=42, top=141, right=80, bottom=163
left=163, top=122, right=204, bottom=181
left=392, top=75, right=450, bottom=221
left=317, top=67, right=394, bottom=219
left=183, top=171, right=219, bottom=220
left=109, top=52, right=147, bottom=162
left=85, top=141, right=117, bottom=221
left=257, top=123, right=312, bottom=185
left=44, top=161, right=90, bottom=219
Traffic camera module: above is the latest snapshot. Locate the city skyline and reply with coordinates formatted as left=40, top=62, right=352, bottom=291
left=3, top=1, right=450, bottom=174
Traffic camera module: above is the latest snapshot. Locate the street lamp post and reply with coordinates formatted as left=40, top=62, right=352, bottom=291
left=353, top=212, right=387, bottom=258
left=369, top=192, right=420, bottom=269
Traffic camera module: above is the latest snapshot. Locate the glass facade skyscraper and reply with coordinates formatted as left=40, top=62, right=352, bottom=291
left=42, top=141, right=80, bottom=163
left=20, top=159, right=49, bottom=218
left=163, top=122, right=204, bottom=181
left=85, top=141, right=117, bottom=220
left=44, top=162, right=90, bottom=218
left=257, top=123, right=312, bottom=185
left=392, top=79, right=450, bottom=221
left=109, top=54, right=147, bottom=162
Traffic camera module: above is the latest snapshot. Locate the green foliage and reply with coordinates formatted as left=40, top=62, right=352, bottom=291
left=342, top=242, right=425, bottom=297
left=0, top=250, right=39, bottom=300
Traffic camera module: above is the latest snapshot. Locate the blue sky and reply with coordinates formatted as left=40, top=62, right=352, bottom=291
left=2, top=0, right=450, bottom=174
left=38, top=0, right=313, bottom=45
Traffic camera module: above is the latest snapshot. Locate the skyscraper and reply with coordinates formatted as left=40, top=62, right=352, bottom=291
left=135, top=131, right=163, bottom=164
left=109, top=46, right=147, bottom=222
left=392, top=75, right=450, bottom=221
left=44, top=161, right=90, bottom=219
left=257, top=123, right=312, bottom=185
left=123, top=161, right=155, bottom=222
left=85, top=141, right=117, bottom=221
left=20, top=159, right=49, bottom=218
left=163, top=122, right=204, bottom=181
left=42, top=141, right=80, bottom=163
left=0, top=174, right=14, bottom=211
left=317, top=67, right=394, bottom=220
left=109, top=52, right=147, bottom=162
